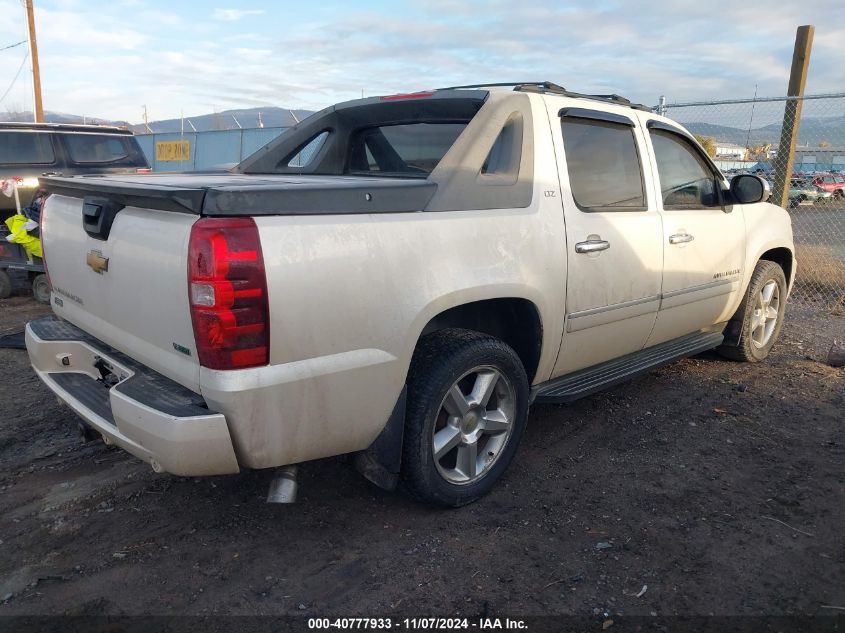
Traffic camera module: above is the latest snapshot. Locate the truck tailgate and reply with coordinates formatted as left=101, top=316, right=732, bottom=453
left=43, top=194, right=201, bottom=392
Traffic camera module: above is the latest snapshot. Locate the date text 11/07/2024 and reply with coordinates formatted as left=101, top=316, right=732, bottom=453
left=307, top=618, right=528, bottom=630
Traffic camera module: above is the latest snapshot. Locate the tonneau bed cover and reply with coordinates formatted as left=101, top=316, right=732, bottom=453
left=41, top=173, right=438, bottom=216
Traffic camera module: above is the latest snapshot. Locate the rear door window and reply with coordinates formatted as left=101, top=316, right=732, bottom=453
left=0, top=132, right=56, bottom=165
left=61, top=134, right=139, bottom=165
left=560, top=117, right=646, bottom=211
left=347, top=123, right=467, bottom=177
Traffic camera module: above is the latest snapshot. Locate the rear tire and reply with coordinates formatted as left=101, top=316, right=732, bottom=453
left=718, top=260, right=787, bottom=362
left=401, top=329, right=529, bottom=507
left=0, top=270, right=11, bottom=299
left=32, top=274, right=50, bottom=304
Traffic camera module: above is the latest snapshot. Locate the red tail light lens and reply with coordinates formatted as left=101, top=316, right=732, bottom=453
left=188, top=218, right=269, bottom=370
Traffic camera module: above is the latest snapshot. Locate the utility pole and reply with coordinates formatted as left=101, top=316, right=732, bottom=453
left=24, top=0, right=44, bottom=122
left=772, top=25, right=814, bottom=209
left=142, top=105, right=152, bottom=133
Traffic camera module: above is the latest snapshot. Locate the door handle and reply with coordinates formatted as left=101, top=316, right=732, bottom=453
left=575, top=239, right=610, bottom=254
left=669, top=233, right=694, bottom=244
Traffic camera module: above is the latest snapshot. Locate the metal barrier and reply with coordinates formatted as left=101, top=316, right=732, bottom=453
left=135, top=127, right=289, bottom=172
left=657, top=93, right=845, bottom=310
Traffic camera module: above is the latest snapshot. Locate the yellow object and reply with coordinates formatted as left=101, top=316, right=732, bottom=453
left=4, top=214, right=43, bottom=259
left=156, top=140, right=191, bottom=162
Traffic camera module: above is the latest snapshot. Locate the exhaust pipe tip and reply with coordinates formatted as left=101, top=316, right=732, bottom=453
left=266, top=465, right=298, bottom=503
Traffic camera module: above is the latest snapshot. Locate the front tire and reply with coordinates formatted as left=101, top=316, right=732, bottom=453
left=718, top=260, right=787, bottom=362
left=401, top=329, right=529, bottom=507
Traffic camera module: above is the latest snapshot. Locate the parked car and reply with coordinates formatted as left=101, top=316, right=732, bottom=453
left=788, top=178, right=831, bottom=207
left=0, top=122, right=150, bottom=216
left=25, top=83, right=795, bottom=507
left=809, top=173, right=845, bottom=198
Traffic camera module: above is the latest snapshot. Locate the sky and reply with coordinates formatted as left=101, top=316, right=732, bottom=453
left=0, top=0, right=843, bottom=124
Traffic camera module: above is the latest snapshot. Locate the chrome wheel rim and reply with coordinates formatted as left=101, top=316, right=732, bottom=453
left=751, top=280, right=780, bottom=349
left=431, top=366, right=516, bottom=486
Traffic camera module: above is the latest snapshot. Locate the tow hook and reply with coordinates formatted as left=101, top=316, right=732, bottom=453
left=266, top=464, right=298, bottom=503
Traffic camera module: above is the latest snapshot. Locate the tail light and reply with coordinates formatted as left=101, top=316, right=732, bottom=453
left=188, top=218, right=269, bottom=370
left=136, top=168, right=152, bottom=174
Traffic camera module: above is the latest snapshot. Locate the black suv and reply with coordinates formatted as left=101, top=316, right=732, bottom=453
left=0, top=122, right=150, bottom=214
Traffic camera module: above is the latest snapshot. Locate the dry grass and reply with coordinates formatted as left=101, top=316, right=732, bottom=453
left=793, top=243, right=845, bottom=313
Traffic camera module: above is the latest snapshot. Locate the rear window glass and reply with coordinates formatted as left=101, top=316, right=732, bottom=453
left=0, top=132, right=55, bottom=165
left=561, top=118, right=645, bottom=211
left=63, top=134, right=131, bottom=164
left=347, top=123, right=466, bottom=176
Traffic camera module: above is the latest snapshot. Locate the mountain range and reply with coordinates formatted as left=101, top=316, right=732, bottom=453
left=2, top=108, right=843, bottom=148
left=673, top=116, right=845, bottom=149
left=0, top=106, right=315, bottom=133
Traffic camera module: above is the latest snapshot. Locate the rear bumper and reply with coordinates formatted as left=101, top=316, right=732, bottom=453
left=25, top=315, right=240, bottom=476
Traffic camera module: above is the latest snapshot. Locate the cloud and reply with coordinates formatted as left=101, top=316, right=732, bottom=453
left=211, top=8, right=265, bottom=21
left=4, top=0, right=842, bottom=124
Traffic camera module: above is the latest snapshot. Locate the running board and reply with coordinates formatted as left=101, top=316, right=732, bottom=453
left=532, top=331, right=724, bottom=404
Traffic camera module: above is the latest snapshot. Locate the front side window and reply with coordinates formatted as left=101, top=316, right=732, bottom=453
left=561, top=118, right=645, bottom=211
left=347, top=122, right=467, bottom=177
left=63, top=134, right=130, bottom=164
left=0, top=132, right=55, bottom=165
left=650, top=129, right=721, bottom=209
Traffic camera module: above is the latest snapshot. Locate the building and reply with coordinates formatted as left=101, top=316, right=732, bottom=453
left=714, top=142, right=747, bottom=160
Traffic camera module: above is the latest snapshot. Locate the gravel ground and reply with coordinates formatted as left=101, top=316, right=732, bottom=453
left=0, top=296, right=843, bottom=621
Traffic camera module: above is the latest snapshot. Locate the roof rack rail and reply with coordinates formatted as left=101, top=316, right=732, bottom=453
left=437, top=81, right=568, bottom=94
left=435, top=81, right=651, bottom=112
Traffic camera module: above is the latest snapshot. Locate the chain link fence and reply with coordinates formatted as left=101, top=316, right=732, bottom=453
left=657, top=93, right=845, bottom=311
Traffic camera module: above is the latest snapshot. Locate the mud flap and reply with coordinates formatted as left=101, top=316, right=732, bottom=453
left=353, top=386, right=406, bottom=491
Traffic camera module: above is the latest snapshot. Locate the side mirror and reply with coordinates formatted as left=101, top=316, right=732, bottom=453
left=730, top=174, right=769, bottom=204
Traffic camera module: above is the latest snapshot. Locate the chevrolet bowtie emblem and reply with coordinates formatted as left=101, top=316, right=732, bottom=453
left=86, top=250, right=109, bottom=274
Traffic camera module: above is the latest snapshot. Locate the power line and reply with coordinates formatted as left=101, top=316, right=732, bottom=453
left=0, top=51, right=30, bottom=105
left=0, top=40, right=27, bottom=52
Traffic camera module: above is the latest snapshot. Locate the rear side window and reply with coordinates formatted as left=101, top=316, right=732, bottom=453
left=650, top=129, right=720, bottom=208
left=0, top=132, right=55, bottom=165
left=561, top=118, right=645, bottom=211
left=62, top=134, right=132, bottom=164
left=347, top=122, right=467, bottom=177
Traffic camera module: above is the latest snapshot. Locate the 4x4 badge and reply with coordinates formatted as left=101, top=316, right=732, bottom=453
left=86, top=250, right=109, bottom=274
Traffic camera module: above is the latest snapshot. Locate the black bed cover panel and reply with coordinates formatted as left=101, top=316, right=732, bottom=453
left=40, top=173, right=438, bottom=216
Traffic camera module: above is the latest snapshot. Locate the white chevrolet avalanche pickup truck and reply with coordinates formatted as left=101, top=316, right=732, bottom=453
left=26, top=82, right=794, bottom=507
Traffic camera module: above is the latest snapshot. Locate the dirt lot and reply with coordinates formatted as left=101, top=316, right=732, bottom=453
left=1, top=296, right=843, bottom=621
